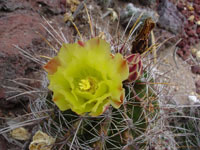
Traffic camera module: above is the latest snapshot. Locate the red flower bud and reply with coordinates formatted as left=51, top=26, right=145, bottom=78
left=126, top=53, right=143, bottom=82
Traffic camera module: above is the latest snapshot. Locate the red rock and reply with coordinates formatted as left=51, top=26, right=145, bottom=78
left=0, top=89, right=5, bottom=100
left=60, top=0, right=67, bottom=12
left=196, top=87, right=200, bottom=94
left=177, top=39, right=188, bottom=48
left=187, top=20, right=195, bottom=26
left=0, top=136, right=7, bottom=150
left=188, top=37, right=197, bottom=45
left=181, top=9, right=194, bottom=18
left=193, top=36, right=200, bottom=43
left=177, top=2, right=185, bottom=11
left=191, top=65, right=200, bottom=74
left=194, top=14, right=200, bottom=21
left=194, top=0, right=200, bottom=4
left=177, top=47, right=190, bottom=60
left=195, top=80, right=200, bottom=94
left=195, top=80, right=200, bottom=87
left=181, top=9, right=190, bottom=17
left=177, top=49, right=184, bottom=57
left=196, top=26, right=200, bottom=35
left=180, top=34, right=187, bottom=39
left=183, top=47, right=190, bottom=56
left=184, top=23, right=193, bottom=31
left=194, top=4, right=200, bottom=14
left=177, top=45, right=191, bottom=60
left=0, top=13, right=45, bottom=55
left=0, top=12, right=47, bottom=106
left=186, top=29, right=196, bottom=37
left=35, top=0, right=65, bottom=14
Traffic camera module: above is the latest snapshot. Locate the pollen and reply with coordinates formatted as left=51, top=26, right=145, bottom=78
left=79, top=79, right=91, bottom=91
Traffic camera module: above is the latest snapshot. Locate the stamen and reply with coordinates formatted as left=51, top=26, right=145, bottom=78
left=79, top=79, right=91, bottom=91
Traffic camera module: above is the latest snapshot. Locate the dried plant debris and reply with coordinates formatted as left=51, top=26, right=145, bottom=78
left=29, top=131, right=55, bottom=150
left=10, top=127, right=31, bottom=141
left=66, top=0, right=80, bottom=12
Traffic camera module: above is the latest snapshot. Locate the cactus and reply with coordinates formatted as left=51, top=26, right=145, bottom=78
left=0, top=3, right=167, bottom=150
left=31, top=78, right=158, bottom=149
left=120, top=3, right=159, bottom=29
left=30, top=23, right=159, bottom=149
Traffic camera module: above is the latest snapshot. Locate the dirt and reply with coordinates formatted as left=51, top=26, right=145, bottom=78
left=157, top=45, right=197, bottom=105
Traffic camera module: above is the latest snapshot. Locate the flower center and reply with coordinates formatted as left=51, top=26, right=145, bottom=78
left=79, top=79, right=91, bottom=91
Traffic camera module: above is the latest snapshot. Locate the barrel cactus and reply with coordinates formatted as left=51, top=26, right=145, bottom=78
left=44, top=38, right=129, bottom=116
left=41, top=35, right=158, bottom=149
left=0, top=2, right=188, bottom=150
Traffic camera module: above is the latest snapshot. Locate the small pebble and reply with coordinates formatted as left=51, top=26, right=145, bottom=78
left=175, top=86, right=179, bottom=91
left=196, top=51, right=200, bottom=61
left=191, top=47, right=198, bottom=55
left=188, top=95, right=200, bottom=104
left=187, top=5, right=194, bottom=11
left=197, top=20, right=200, bottom=25
left=188, top=15, right=195, bottom=21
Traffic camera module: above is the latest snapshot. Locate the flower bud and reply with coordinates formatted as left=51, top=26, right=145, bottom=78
left=126, top=53, right=143, bottom=82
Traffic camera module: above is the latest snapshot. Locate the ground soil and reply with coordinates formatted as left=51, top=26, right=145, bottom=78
left=157, top=45, right=198, bottom=105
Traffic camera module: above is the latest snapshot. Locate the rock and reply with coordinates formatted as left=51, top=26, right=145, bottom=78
left=194, top=3, right=200, bottom=14
left=188, top=37, right=198, bottom=45
left=0, top=12, right=45, bottom=55
left=154, top=28, right=178, bottom=48
left=120, top=3, right=158, bottom=29
left=194, top=0, right=200, bottom=4
left=195, top=14, right=200, bottom=22
left=0, top=0, right=29, bottom=12
left=191, top=47, right=198, bottom=55
left=195, top=80, right=200, bottom=94
left=177, top=38, right=188, bottom=48
left=176, top=44, right=190, bottom=60
left=186, top=29, right=196, bottom=37
left=196, top=51, right=200, bottom=61
left=139, top=0, right=156, bottom=6
left=35, top=0, right=66, bottom=15
left=177, top=2, right=185, bottom=11
left=177, top=46, right=190, bottom=60
left=0, top=12, right=46, bottom=106
left=197, top=26, right=200, bottom=35
left=191, top=65, right=200, bottom=74
left=95, top=0, right=114, bottom=9
left=187, top=4, right=194, bottom=11
left=197, top=20, right=200, bottom=25
left=157, top=0, right=184, bottom=34
left=188, top=95, right=200, bottom=104
left=188, top=15, right=195, bottom=22
left=181, top=9, right=193, bottom=18
left=0, top=88, right=16, bottom=109
left=184, top=22, right=193, bottom=31
left=196, top=80, right=200, bottom=87
left=0, top=136, right=7, bottom=150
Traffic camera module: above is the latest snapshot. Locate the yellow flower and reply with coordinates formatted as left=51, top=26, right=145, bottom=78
left=44, top=38, right=129, bottom=116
